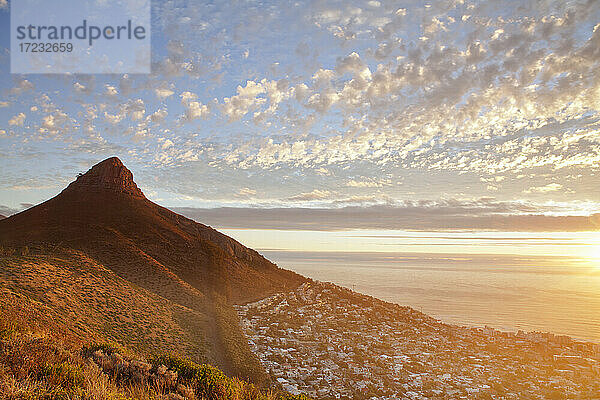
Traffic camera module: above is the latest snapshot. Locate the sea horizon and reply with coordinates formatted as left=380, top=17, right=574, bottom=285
left=223, top=228, right=600, bottom=343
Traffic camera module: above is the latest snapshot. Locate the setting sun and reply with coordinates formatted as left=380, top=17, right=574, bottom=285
left=585, top=244, right=600, bottom=266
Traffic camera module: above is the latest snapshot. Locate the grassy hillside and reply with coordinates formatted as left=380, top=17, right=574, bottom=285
left=0, top=316, right=310, bottom=400
left=212, top=296, right=269, bottom=386
left=0, top=247, right=211, bottom=363
left=0, top=158, right=307, bottom=385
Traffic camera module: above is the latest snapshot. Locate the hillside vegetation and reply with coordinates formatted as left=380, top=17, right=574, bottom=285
left=0, top=157, right=306, bottom=382
left=0, top=314, right=310, bottom=400
left=0, top=247, right=209, bottom=361
left=0, top=246, right=272, bottom=386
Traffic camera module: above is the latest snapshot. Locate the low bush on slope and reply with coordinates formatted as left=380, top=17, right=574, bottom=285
left=0, top=321, right=311, bottom=400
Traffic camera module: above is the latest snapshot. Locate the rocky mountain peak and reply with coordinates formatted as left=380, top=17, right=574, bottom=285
left=63, top=157, right=145, bottom=198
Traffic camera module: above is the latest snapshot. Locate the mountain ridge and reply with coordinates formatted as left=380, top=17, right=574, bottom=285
left=0, top=157, right=306, bottom=382
left=0, top=157, right=304, bottom=304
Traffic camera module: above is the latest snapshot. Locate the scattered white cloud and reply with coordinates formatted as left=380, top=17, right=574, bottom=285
left=180, top=91, right=210, bottom=121
left=161, top=139, right=174, bottom=149
left=155, top=87, right=175, bottom=100
left=39, top=109, right=69, bottom=135
left=235, top=187, right=257, bottom=198
left=125, top=99, right=145, bottom=121
left=104, top=85, right=118, bottom=97
left=73, top=82, right=87, bottom=93
left=149, top=108, right=168, bottom=123
left=10, top=79, right=34, bottom=95
left=525, top=183, right=564, bottom=194
left=221, top=80, right=267, bottom=121
left=3, top=0, right=600, bottom=214
left=287, top=189, right=333, bottom=201
left=104, top=111, right=124, bottom=124
left=8, top=113, right=26, bottom=126
left=346, top=178, right=390, bottom=188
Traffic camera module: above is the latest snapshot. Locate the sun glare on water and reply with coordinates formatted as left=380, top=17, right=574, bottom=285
left=583, top=234, right=600, bottom=267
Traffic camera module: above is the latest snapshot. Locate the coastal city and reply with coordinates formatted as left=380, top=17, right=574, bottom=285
left=236, top=282, right=600, bottom=400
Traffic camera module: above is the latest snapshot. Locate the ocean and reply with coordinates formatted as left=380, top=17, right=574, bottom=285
left=223, top=229, right=600, bottom=342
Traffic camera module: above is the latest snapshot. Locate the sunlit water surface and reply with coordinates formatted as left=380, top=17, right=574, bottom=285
left=222, top=229, right=600, bottom=342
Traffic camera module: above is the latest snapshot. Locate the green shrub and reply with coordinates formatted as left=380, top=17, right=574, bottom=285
left=152, top=354, right=232, bottom=400
left=41, top=361, right=85, bottom=389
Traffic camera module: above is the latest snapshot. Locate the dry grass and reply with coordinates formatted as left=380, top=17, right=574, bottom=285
left=0, top=250, right=209, bottom=364
left=0, top=318, right=311, bottom=400
left=0, top=251, right=311, bottom=399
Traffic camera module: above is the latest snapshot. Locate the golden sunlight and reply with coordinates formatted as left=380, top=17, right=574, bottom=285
left=582, top=234, right=600, bottom=266
left=588, top=245, right=600, bottom=261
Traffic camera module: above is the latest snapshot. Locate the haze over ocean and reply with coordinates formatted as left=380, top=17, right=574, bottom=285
left=224, top=229, right=600, bottom=342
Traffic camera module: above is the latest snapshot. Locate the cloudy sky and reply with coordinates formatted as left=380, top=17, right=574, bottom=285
left=1, top=0, right=600, bottom=231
